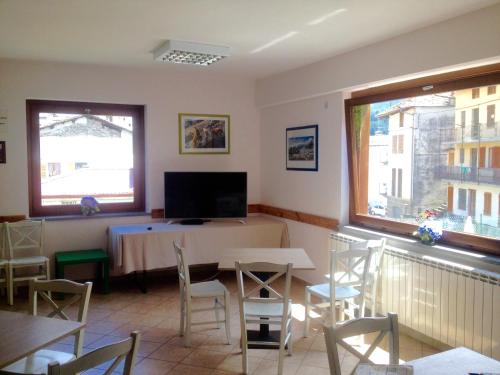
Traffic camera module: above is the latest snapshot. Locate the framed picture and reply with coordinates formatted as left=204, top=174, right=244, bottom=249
left=0, top=141, right=5, bottom=164
left=286, top=124, right=318, bottom=171
left=179, top=113, right=230, bottom=154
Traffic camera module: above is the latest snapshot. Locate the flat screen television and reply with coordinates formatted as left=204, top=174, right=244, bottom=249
left=164, top=172, right=247, bottom=220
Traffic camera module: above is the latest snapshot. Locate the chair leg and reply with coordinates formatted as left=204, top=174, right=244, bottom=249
left=214, top=297, right=221, bottom=328
left=179, top=297, right=185, bottom=337
left=278, top=339, right=285, bottom=375
left=224, top=291, right=231, bottom=345
left=7, top=265, right=13, bottom=306
left=304, top=287, right=311, bottom=337
left=287, top=323, right=293, bottom=356
left=184, top=300, right=192, bottom=347
left=242, top=336, right=248, bottom=374
left=45, top=260, right=51, bottom=299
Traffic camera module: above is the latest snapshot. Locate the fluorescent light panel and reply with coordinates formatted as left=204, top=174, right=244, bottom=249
left=153, top=40, right=230, bottom=66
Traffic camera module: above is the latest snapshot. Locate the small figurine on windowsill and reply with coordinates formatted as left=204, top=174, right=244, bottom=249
left=81, top=196, right=100, bottom=216
left=413, top=209, right=442, bottom=245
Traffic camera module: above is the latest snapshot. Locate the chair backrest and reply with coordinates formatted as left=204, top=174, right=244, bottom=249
left=235, top=261, right=292, bottom=322
left=47, top=331, right=141, bottom=375
left=323, top=313, right=399, bottom=375
left=173, top=241, right=192, bottom=297
left=30, top=279, right=93, bottom=356
left=4, top=219, right=45, bottom=259
left=329, top=241, right=375, bottom=296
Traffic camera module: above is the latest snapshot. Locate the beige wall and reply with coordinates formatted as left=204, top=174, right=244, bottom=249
left=257, top=3, right=500, bottom=283
left=0, top=60, right=260, bottom=262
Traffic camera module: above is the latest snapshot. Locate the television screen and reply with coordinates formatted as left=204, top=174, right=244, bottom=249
left=164, top=172, right=247, bottom=219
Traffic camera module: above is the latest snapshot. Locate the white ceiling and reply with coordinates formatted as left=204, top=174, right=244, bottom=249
left=0, top=0, right=498, bottom=79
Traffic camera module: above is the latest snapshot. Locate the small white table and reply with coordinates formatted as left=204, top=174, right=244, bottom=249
left=217, top=247, right=315, bottom=270
left=218, top=247, right=315, bottom=349
left=406, top=347, right=500, bottom=375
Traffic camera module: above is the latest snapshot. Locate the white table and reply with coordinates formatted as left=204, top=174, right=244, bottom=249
left=406, top=347, right=500, bottom=375
left=108, top=216, right=289, bottom=274
left=217, top=247, right=315, bottom=270
left=218, top=247, right=315, bottom=348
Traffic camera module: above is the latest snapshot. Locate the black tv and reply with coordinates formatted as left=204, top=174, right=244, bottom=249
left=164, top=172, right=247, bottom=221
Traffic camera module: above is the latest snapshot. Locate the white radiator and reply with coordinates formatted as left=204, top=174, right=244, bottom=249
left=379, top=246, right=500, bottom=360
left=330, top=232, right=500, bottom=359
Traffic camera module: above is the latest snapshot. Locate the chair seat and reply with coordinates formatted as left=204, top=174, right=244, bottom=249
left=190, top=279, right=227, bottom=297
left=0, top=259, right=7, bottom=266
left=244, top=301, right=292, bottom=317
left=307, top=283, right=360, bottom=300
left=9, top=255, right=49, bottom=266
left=2, top=349, right=75, bottom=374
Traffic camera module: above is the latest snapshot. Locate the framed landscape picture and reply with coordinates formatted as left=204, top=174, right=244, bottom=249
left=286, top=124, right=318, bottom=171
left=179, top=113, right=230, bottom=154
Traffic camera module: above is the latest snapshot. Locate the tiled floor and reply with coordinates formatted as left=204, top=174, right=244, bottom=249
left=0, top=273, right=440, bottom=374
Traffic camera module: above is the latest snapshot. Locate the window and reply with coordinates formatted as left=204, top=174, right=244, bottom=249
left=346, top=66, right=500, bottom=254
left=448, top=150, right=455, bottom=166
left=487, top=104, right=496, bottom=127
left=397, top=169, right=403, bottom=198
left=488, top=85, right=497, bottom=95
left=397, top=134, right=404, bottom=154
left=399, top=112, right=404, bottom=127
left=458, top=188, right=467, bottom=210
left=27, top=100, right=145, bottom=216
left=484, top=192, right=492, bottom=216
left=460, top=110, right=466, bottom=126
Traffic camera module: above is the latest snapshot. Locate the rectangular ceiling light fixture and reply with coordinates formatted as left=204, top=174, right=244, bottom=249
left=153, top=40, right=230, bottom=66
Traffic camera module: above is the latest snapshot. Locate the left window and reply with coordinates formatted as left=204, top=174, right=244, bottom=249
left=27, top=100, right=145, bottom=217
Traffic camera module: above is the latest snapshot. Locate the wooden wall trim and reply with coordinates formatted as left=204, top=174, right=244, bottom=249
left=253, top=204, right=339, bottom=230
left=0, top=215, right=26, bottom=223
left=351, top=63, right=500, bottom=100
left=151, top=204, right=339, bottom=230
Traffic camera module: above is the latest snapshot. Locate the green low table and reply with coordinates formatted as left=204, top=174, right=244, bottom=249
left=55, top=249, right=110, bottom=293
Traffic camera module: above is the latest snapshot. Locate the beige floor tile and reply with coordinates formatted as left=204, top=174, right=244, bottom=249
left=181, top=349, right=228, bottom=369
left=149, top=343, right=194, bottom=362
left=168, top=364, right=213, bottom=375
left=295, top=365, right=331, bottom=375
left=301, top=350, right=330, bottom=369
left=217, top=353, right=263, bottom=373
left=133, top=358, right=176, bottom=375
left=251, top=359, right=300, bottom=375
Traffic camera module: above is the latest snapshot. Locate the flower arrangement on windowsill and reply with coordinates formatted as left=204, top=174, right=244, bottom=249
left=413, top=209, right=442, bottom=246
left=80, top=196, right=100, bottom=216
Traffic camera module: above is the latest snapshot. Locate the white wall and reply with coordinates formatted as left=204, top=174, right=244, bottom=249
left=0, top=59, right=260, bottom=261
left=257, top=3, right=500, bottom=284
left=256, top=3, right=500, bottom=107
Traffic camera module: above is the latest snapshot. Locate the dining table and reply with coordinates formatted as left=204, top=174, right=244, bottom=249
left=218, top=247, right=315, bottom=349
left=0, top=310, right=85, bottom=368
left=406, top=347, right=500, bottom=375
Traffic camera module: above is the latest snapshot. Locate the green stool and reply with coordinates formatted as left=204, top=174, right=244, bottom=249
left=55, top=249, right=110, bottom=294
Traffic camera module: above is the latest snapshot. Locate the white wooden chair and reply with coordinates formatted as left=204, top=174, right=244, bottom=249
left=46, top=331, right=141, bottom=375
left=1, top=279, right=92, bottom=375
left=0, top=225, right=7, bottom=296
left=323, top=313, right=399, bottom=375
left=173, top=241, right=231, bottom=347
left=4, top=220, right=50, bottom=306
left=304, top=239, right=385, bottom=336
left=235, top=261, right=293, bottom=375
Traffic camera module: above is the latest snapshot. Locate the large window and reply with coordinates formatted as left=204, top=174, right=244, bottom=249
left=346, top=67, right=500, bottom=254
left=27, top=100, right=145, bottom=216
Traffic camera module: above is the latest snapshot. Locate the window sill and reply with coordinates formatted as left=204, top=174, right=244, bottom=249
left=340, top=225, right=500, bottom=277
left=33, top=212, right=150, bottom=222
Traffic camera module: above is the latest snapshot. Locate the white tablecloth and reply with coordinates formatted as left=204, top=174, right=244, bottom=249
left=108, top=216, right=290, bottom=274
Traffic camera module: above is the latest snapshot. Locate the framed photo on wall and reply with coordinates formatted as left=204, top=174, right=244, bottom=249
left=179, top=113, right=230, bottom=154
left=286, top=124, right=318, bottom=171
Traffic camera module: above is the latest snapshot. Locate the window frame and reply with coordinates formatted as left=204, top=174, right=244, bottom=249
left=26, top=99, right=146, bottom=217
left=345, top=64, right=500, bottom=255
